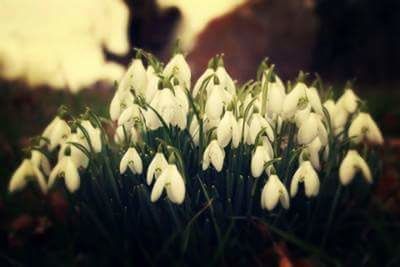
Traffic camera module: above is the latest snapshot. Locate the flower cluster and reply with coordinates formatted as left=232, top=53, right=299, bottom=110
left=9, top=50, right=383, bottom=212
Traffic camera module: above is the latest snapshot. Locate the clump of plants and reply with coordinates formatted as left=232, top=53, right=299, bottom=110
left=8, top=48, right=383, bottom=265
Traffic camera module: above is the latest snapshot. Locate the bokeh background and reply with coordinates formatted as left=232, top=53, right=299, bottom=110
left=1, top=0, right=400, bottom=264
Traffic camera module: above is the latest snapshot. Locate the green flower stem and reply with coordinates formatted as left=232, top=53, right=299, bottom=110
left=322, top=184, right=342, bottom=247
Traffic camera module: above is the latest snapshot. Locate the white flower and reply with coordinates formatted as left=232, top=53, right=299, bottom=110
left=145, top=66, right=160, bottom=103
left=251, top=145, right=273, bottom=178
left=348, top=112, right=384, bottom=145
left=9, top=159, right=47, bottom=194
left=266, top=82, right=285, bottom=117
left=248, top=113, right=274, bottom=144
left=163, top=53, right=191, bottom=89
left=337, top=89, right=359, bottom=114
left=323, top=99, right=349, bottom=135
left=58, top=133, right=89, bottom=169
left=290, top=161, right=320, bottom=197
left=114, top=125, right=140, bottom=145
left=30, top=150, right=51, bottom=176
left=145, top=88, right=187, bottom=130
left=215, top=66, right=236, bottom=95
left=118, top=58, right=147, bottom=95
left=301, top=138, right=322, bottom=170
left=261, top=174, right=290, bottom=211
left=119, top=147, right=143, bottom=175
left=297, top=113, right=327, bottom=145
left=339, top=150, right=372, bottom=185
left=192, top=68, right=214, bottom=97
left=42, top=116, right=71, bottom=151
left=109, top=89, right=134, bottom=121
left=217, top=111, right=240, bottom=148
left=294, top=104, right=311, bottom=127
left=150, top=164, right=185, bottom=204
left=48, top=156, right=80, bottom=193
left=78, top=120, right=102, bottom=153
left=147, top=153, right=168, bottom=185
left=282, top=82, right=308, bottom=119
left=306, top=87, right=323, bottom=115
left=202, top=140, right=225, bottom=172
left=118, top=104, right=142, bottom=130
left=205, top=85, right=231, bottom=120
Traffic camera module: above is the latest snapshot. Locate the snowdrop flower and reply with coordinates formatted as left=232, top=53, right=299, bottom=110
left=48, top=155, right=80, bottom=193
left=202, top=140, right=225, bottom=172
left=290, top=161, right=320, bottom=197
left=217, top=111, right=240, bottom=148
left=145, top=88, right=187, bottom=130
left=323, top=99, right=349, bottom=135
left=251, top=144, right=273, bottom=178
left=114, top=124, right=141, bottom=145
left=248, top=113, right=275, bottom=144
left=9, top=159, right=47, bottom=194
left=205, top=85, right=231, bottom=120
left=301, top=138, right=322, bottom=170
left=294, top=104, right=311, bottom=127
left=118, top=58, right=147, bottom=95
left=174, top=85, right=190, bottom=114
left=282, top=82, right=308, bottom=119
left=117, top=104, right=142, bottom=130
left=42, top=116, right=71, bottom=151
left=145, top=66, right=160, bottom=103
left=337, top=89, right=359, bottom=114
left=58, top=133, right=90, bottom=169
left=348, top=112, right=384, bottom=145
left=215, top=65, right=236, bottom=95
left=339, top=150, right=372, bottom=186
left=109, top=89, right=134, bottom=121
left=30, top=150, right=51, bottom=176
left=120, top=147, right=143, bottom=175
left=298, top=113, right=327, bottom=145
left=163, top=53, right=191, bottom=89
left=147, top=153, right=168, bottom=185
left=261, top=174, right=290, bottom=211
left=150, top=164, right=185, bottom=204
left=265, top=82, right=286, bottom=118
left=305, top=87, right=323, bottom=115
left=192, top=68, right=214, bottom=97
left=77, top=120, right=102, bottom=153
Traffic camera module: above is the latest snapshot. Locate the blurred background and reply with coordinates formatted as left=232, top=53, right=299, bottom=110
left=1, top=0, right=400, bottom=263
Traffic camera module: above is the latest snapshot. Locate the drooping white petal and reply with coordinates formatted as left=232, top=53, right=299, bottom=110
left=192, top=68, right=214, bottom=97
left=266, top=82, right=285, bottom=117
left=9, top=160, right=34, bottom=193
left=30, top=150, right=51, bottom=176
left=163, top=53, right=191, bottom=89
left=282, top=82, right=307, bottom=119
left=202, top=140, right=225, bottom=172
left=216, top=66, right=236, bottom=95
left=261, top=174, right=289, bottom=210
left=306, top=87, right=323, bottom=115
left=146, top=153, right=168, bottom=185
left=290, top=161, right=319, bottom=198
left=297, top=113, right=319, bottom=145
left=64, top=157, right=80, bottom=193
left=249, top=113, right=275, bottom=144
left=165, top=165, right=186, bottom=204
left=150, top=173, right=168, bottom=202
left=251, top=145, right=270, bottom=178
left=120, top=147, right=143, bottom=175
left=349, top=112, right=384, bottom=145
left=339, top=150, right=372, bottom=185
left=337, top=89, right=359, bottom=114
